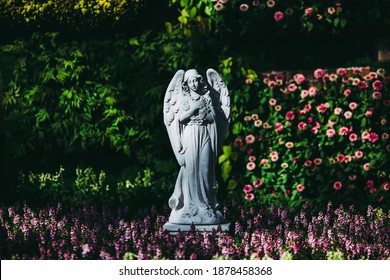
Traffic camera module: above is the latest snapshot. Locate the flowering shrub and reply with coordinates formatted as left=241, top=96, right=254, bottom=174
left=211, top=0, right=347, bottom=34
left=0, top=202, right=389, bottom=260
left=223, top=67, right=389, bottom=209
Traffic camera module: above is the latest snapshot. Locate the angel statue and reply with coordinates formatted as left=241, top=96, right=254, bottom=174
left=163, top=68, right=230, bottom=231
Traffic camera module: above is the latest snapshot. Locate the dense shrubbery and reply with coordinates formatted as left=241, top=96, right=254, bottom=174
left=1, top=202, right=389, bottom=260
left=220, top=67, right=390, bottom=209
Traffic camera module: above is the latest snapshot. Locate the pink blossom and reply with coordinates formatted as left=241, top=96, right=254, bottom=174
left=268, top=80, right=277, bottom=88
left=240, top=4, right=249, bottom=11
left=286, top=111, right=295, bottom=120
left=244, top=116, right=252, bottom=121
left=246, top=134, right=256, bottom=144
left=377, top=68, right=386, bottom=76
left=245, top=78, right=253, bottom=84
left=274, top=11, right=284, bottom=21
left=362, top=131, right=370, bottom=141
left=300, top=90, right=309, bottom=99
left=294, top=74, right=306, bottom=84
left=252, top=0, right=260, bottom=6
left=297, top=184, right=305, bottom=192
left=254, top=120, right=263, bottom=127
left=372, top=91, right=382, bottom=99
left=249, top=156, right=256, bottom=162
left=269, top=98, right=277, bottom=105
left=311, top=127, right=318, bottom=134
left=339, top=126, right=349, bottom=136
left=328, top=7, right=335, bottom=15
left=369, top=188, right=377, bottom=194
left=334, top=107, right=343, bottom=115
left=243, top=184, right=253, bottom=193
left=366, top=180, right=374, bottom=188
left=307, top=117, right=313, bottom=123
left=349, top=133, right=358, bottom=142
left=329, top=73, right=338, bottom=82
left=298, top=122, right=308, bottom=131
left=271, top=155, right=279, bottom=162
left=349, top=102, right=358, bottom=110
left=288, top=83, right=297, bottom=92
left=304, top=160, right=312, bottom=167
left=214, top=3, right=224, bottom=11
left=363, top=163, right=370, bottom=171
left=344, top=111, right=352, bottom=119
left=304, top=104, right=312, bottom=112
left=326, top=128, right=336, bottom=138
left=234, top=139, right=243, bottom=147
left=365, top=109, right=373, bottom=118
left=260, top=159, right=269, bottom=165
left=337, top=154, right=345, bottom=163
left=352, top=67, right=362, bottom=75
left=246, top=162, right=256, bottom=170
left=285, top=142, right=294, bottom=148
left=337, top=68, right=347, bottom=76
left=253, top=178, right=263, bottom=188
left=314, top=158, right=322, bottom=165
left=274, top=74, right=284, bottom=81
left=358, top=81, right=368, bottom=89
left=349, top=175, right=357, bottom=181
left=247, top=148, right=254, bottom=155
left=372, top=80, right=383, bottom=90
left=343, top=89, right=351, bottom=97
left=383, top=133, right=389, bottom=140
left=266, top=0, right=275, bottom=8
left=251, top=114, right=259, bottom=120
left=383, top=182, right=389, bottom=191
left=316, top=103, right=328, bottom=113
left=322, top=74, right=329, bottom=83
left=305, top=7, right=313, bottom=17
left=368, top=133, right=379, bottom=143
left=275, top=122, right=283, bottom=132
left=245, top=193, right=254, bottom=200
left=381, top=119, right=387, bottom=125
left=355, top=151, right=363, bottom=158
left=333, top=181, right=342, bottom=190
left=308, top=87, right=317, bottom=97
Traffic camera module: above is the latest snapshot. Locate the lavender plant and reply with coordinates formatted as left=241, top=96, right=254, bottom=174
left=0, top=202, right=389, bottom=260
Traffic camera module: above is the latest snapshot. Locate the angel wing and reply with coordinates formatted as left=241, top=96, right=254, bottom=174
left=206, top=68, right=230, bottom=150
left=163, top=69, right=186, bottom=166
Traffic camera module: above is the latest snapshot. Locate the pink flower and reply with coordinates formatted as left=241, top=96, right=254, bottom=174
left=243, top=184, right=253, bottom=193
left=245, top=193, right=254, bottom=200
left=234, top=139, right=243, bottom=147
left=365, top=109, right=373, bottom=118
left=383, top=182, right=389, bottom=191
left=314, top=158, right=322, bottom=165
left=266, top=0, right=275, bottom=8
left=359, top=81, right=368, bottom=89
left=294, top=73, right=306, bottom=84
left=269, top=98, right=277, bottom=105
left=344, top=111, right=352, bottom=119
left=363, top=163, right=370, bottom=171
left=383, top=133, right=389, bottom=140
left=308, top=87, right=317, bottom=97
left=300, top=90, right=309, bottom=99
left=329, top=73, right=338, bottom=82
left=247, top=148, right=254, bottom=155
left=285, top=142, right=294, bottom=148
left=355, top=151, right=363, bottom=158
left=274, top=11, right=284, bottom=21
left=349, top=133, right=358, bottom=142
left=352, top=67, right=362, bottom=75
left=271, top=155, right=279, bottom=162
left=362, top=131, right=370, bottom=141
left=333, top=107, right=342, bottom=115
left=327, top=7, right=335, bottom=15
left=240, top=4, right=249, bottom=11
left=304, top=104, right=312, bottom=112
left=337, top=68, right=347, bottom=76
left=326, top=128, right=336, bottom=138
left=214, top=3, right=224, bottom=11
left=343, top=89, right=351, bottom=97
left=322, top=74, right=329, bottom=83
left=253, top=178, right=263, bottom=188
left=349, top=175, right=357, bottom=181
left=381, top=119, right=387, bottom=125
left=333, top=181, right=342, bottom=190
left=314, top=68, right=324, bottom=78
left=245, top=78, right=253, bottom=84
left=268, top=80, right=277, bottom=88
left=252, top=0, right=260, bottom=6
left=246, top=134, right=256, bottom=144
left=337, top=154, right=345, bottom=163
left=260, top=159, right=269, bottom=165
left=316, top=103, right=328, bottom=113
left=246, top=162, right=256, bottom=170
left=304, top=160, right=312, bottom=167
left=372, top=91, right=382, bottom=100
left=298, top=122, right=308, bottom=131
left=369, top=188, right=377, bottom=194
left=254, top=120, right=263, bottom=127
left=352, top=78, right=360, bottom=86
left=244, top=116, right=252, bottom=121
left=339, top=126, right=349, bottom=135
left=297, top=184, right=305, bottom=192
left=349, top=102, right=358, bottom=110
left=372, top=80, right=383, bottom=90
left=366, top=180, right=374, bottom=188
left=275, top=122, right=283, bottom=132
left=368, top=133, right=379, bottom=143
left=286, top=111, right=295, bottom=120
left=311, top=127, right=318, bottom=134
left=288, top=83, right=297, bottom=92
left=249, top=156, right=256, bottom=162
left=251, top=114, right=259, bottom=120
left=305, top=7, right=313, bottom=17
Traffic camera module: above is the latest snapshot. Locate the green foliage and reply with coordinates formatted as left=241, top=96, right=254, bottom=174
left=16, top=166, right=173, bottom=208
left=2, top=32, right=145, bottom=158
left=327, top=250, right=345, bottom=260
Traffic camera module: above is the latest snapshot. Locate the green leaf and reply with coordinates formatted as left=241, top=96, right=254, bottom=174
left=232, top=122, right=243, bottom=134
left=129, top=38, right=140, bottom=46
left=227, top=179, right=237, bottom=190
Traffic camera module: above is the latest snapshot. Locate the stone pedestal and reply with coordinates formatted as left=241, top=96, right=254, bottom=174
left=163, top=222, right=231, bottom=235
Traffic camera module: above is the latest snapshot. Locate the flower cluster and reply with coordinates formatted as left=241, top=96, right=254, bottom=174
left=212, top=0, right=347, bottom=33
left=231, top=67, right=389, bottom=207
left=0, top=202, right=388, bottom=260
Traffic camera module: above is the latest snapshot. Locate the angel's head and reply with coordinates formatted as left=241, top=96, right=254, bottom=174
left=183, top=69, right=207, bottom=95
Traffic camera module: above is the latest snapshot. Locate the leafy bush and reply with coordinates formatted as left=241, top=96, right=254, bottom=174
left=0, top=0, right=144, bottom=29
left=1, top=202, right=389, bottom=259
left=1, top=32, right=146, bottom=159
left=15, top=166, right=173, bottom=208
left=220, top=67, right=389, bottom=209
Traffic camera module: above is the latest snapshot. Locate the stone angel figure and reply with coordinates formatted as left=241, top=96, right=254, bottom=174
left=163, top=69, right=230, bottom=228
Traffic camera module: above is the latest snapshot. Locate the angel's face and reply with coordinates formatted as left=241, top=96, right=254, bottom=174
left=187, top=76, right=206, bottom=94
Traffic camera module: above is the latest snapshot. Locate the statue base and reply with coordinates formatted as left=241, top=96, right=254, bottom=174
left=163, top=222, right=231, bottom=235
